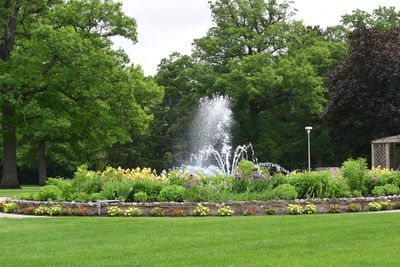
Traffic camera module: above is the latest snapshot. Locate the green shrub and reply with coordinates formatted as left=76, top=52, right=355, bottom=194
left=124, top=207, right=141, bottom=217
left=158, top=185, right=185, bottom=202
left=90, top=193, right=103, bottom=202
left=266, top=184, right=298, bottom=200
left=72, top=165, right=102, bottom=194
left=348, top=204, right=361, bottom=212
left=287, top=204, right=303, bottom=215
left=341, top=158, right=368, bottom=193
left=217, top=206, right=234, bottom=216
left=0, top=202, right=5, bottom=212
left=3, top=202, right=19, bottom=213
left=34, top=185, right=63, bottom=201
left=70, top=192, right=92, bottom=202
left=380, top=201, right=391, bottom=210
left=193, top=204, right=209, bottom=216
left=372, top=186, right=386, bottom=197
left=19, top=193, right=34, bottom=200
left=134, top=191, right=148, bottom=202
left=232, top=160, right=271, bottom=193
left=265, top=208, right=276, bottom=215
left=130, top=179, right=164, bottom=201
left=270, top=173, right=288, bottom=188
left=206, top=174, right=234, bottom=191
left=368, top=202, right=382, bottom=211
left=382, top=184, right=398, bottom=195
left=286, top=171, right=347, bottom=199
left=372, top=184, right=398, bottom=196
left=352, top=190, right=362, bottom=197
left=100, top=181, right=133, bottom=202
left=183, top=185, right=218, bottom=202
left=46, top=178, right=74, bottom=199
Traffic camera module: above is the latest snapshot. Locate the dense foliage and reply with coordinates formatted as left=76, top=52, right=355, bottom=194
left=2, top=0, right=400, bottom=187
left=14, top=159, right=400, bottom=203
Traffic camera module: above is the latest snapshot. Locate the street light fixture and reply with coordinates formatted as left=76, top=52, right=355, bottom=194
left=305, top=126, right=312, bottom=172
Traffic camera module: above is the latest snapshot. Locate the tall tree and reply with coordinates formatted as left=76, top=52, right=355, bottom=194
left=0, top=0, right=162, bottom=187
left=324, top=27, right=400, bottom=159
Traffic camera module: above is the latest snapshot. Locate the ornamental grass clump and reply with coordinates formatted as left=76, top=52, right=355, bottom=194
left=107, top=206, right=123, bottom=217
left=217, top=206, right=234, bottom=216
left=265, top=208, right=276, bottom=215
left=151, top=207, right=165, bottom=217
left=243, top=208, right=256, bottom=216
left=304, top=204, right=316, bottom=214
left=171, top=209, right=187, bottom=217
left=368, top=202, right=382, bottom=211
left=328, top=205, right=341, bottom=214
left=287, top=204, right=303, bottom=215
left=193, top=204, right=209, bottom=216
left=380, top=201, right=391, bottom=210
left=124, top=207, right=141, bottom=217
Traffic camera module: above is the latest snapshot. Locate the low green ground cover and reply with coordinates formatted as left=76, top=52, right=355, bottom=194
left=0, top=185, right=41, bottom=198
left=1, top=213, right=400, bottom=266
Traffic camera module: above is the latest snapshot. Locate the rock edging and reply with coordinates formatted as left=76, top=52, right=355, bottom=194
left=2, top=195, right=400, bottom=216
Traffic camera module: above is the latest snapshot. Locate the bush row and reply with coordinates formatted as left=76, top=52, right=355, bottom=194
left=16, top=159, right=400, bottom=203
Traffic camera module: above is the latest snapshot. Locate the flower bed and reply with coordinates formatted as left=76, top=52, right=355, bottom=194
left=2, top=195, right=400, bottom=217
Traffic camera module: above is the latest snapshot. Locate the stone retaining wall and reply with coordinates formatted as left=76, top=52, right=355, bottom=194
left=4, top=195, right=400, bottom=216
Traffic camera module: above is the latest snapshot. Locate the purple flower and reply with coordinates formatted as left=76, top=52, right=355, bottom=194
left=234, top=171, right=243, bottom=180
left=183, top=184, right=189, bottom=189
left=371, top=177, right=377, bottom=183
left=253, top=173, right=261, bottom=180
left=265, top=177, right=270, bottom=183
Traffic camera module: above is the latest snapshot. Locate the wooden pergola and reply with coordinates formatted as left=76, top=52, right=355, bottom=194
left=371, top=135, right=400, bottom=169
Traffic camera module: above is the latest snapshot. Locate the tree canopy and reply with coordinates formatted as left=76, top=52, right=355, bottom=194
left=0, top=0, right=162, bottom=188
left=324, top=27, right=400, bottom=158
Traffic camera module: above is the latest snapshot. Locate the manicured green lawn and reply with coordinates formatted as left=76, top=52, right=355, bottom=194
left=1, top=212, right=400, bottom=266
left=0, top=185, right=41, bottom=198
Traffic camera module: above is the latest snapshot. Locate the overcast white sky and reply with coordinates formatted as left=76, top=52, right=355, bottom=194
left=113, top=0, right=400, bottom=76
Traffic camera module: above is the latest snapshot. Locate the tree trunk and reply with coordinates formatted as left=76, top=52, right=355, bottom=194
left=38, top=141, right=47, bottom=186
left=1, top=104, right=20, bottom=189
left=0, top=1, right=20, bottom=188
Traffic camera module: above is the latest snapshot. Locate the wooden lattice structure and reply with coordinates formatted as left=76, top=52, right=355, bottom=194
left=371, top=135, right=400, bottom=169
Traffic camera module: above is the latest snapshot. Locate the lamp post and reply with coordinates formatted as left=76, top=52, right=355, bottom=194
left=305, top=126, right=312, bottom=172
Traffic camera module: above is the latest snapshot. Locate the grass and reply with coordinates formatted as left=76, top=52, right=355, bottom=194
left=0, top=185, right=41, bottom=198
left=1, top=212, right=400, bottom=266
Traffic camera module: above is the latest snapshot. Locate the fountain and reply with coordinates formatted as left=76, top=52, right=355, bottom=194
left=178, top=95, right=287, bottom=176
